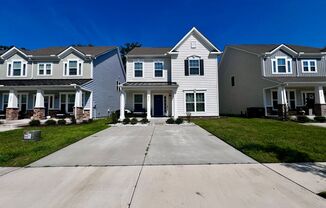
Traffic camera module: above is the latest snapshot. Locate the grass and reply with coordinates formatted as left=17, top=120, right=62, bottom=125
left=194, top=117, right=326, bottom=163
left=0, top=119, right=109, bottom=167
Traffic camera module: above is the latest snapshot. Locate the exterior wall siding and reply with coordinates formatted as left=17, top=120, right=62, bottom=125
left=126, top=57, right=171, bottom=82
left=297, top=57, right=326, bottom=76
left=264, top=50, right=297, bottom=77
left=171, top=33, right=219, bottom=117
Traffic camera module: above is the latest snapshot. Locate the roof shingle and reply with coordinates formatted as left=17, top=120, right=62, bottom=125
left=229, top=44, right=322, bottom=54
left=127, top=47, right=172, bottom=56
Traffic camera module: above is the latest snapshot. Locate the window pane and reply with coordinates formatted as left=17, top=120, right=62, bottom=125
left=186, top=103, right=195, bottom=112
left=21, top=95, right=27, bottom=103
left=69, top=61, right=77, bottom=68
left=303, top=66, right=309, bottom=71
left=134, top=94, right=143, bottom=103
left=190, top=68, right=199, bottom=75
left=278, top=66, right=286, bottom=73
left=13, top=69, right=21, bottom=76
left=196, top=103, right=205, bottom=112
left=186, top=93, right=194, bottom=102
left=13, top=61, right=21, bottom=69
left=61, top=94, right=66, bottom=103
left=303, top=61, right=308, bottom=66
left=39, top=64, right=44, bottom=70
left=273, top=101, right=278, bottom=109
left=134, top=104, right=143, bottom=111
left=310, top=61, right=315, bottom=66
left=277, top=59, right=285, bottom=66
left=287, top=61, right=291, bottom=72
left=155, top=70, right=163, bottom=77
left=135, top=70, right=142, bottom=77
left=196, top=93, right=204, bottom=102
left=272, top=91, right=278, bottom=99
left=189, top=60, right=199, bottom=67
left=155, top=62, right=163, bottom=70
left=272, top=61, right=276, bottom=72
left=68, top=104, right=74, bottom=113
left=289, top=91, right=295, bottom=99
left=68, top=94, right=75, bottom=103
left=134, top=62, right=142, bottom=69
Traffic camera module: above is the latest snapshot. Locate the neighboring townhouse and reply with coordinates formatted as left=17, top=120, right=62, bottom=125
left=0, top=46, right=125, bottom=121
left=219, top=44, right=326, bottom=118
left=119, top=27, right=222, bottom=120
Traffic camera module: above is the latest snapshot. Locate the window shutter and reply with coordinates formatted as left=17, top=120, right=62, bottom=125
left=200, top=59, right=204, bottom=75
left=23, top=63, right=26, bottom=76
left=184, top=60, right=189, bottom=76
left=7, top=63, right=12, bottom=76
left=64, top=62, right=67, bottom=75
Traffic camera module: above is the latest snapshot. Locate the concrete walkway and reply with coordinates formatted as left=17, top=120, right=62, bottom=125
left=1, top=125, right=325, bottom=208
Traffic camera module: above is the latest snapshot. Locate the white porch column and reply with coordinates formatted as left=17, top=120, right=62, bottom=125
left=171, top=90, right=176, bottom=119
left=74, top=89, right=83, bottom=108
left=277, top=86, right=287, bottom=105
left=277, top=86, right=287, bottom=119
left=119, top=91, right=125, bottom=120
left=315, top=86, right=325, bottom=104
left=8, top=89, right=18, bottom=108
left=34, top=89, right=44, bottom=108
left=147, top=90, right=151, bottom=119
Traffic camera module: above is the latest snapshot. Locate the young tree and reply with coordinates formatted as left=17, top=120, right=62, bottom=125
left=120, top=42, right=141, bottom=67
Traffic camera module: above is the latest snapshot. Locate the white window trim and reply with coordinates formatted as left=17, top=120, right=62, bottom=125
left=133, top=60, right=144, bottom=78
left=7, top=59, right=28, bottom=77
left=17, top=93, right=28, bottom=111
left=133, top=93, right=144, bottom=111
left=187, top=56, right=201, bottom=76
left=32, top=94, right=56, bottom=110
left=184, top=90, right=206, bottom=113
left=270, top=89, right=296, bottom=110
left=1, top=93, right=9, bottom=110
left=301, top=60, right=317, bottom=73
left=153, top=60, right=164, bottom=78
left=59, top=92, right=76, bottom=113
left=63, top=59, right=83, bottom=76
left=37, top=63, right=53, bottom=76
left=271, top=56, right=292, bottom=74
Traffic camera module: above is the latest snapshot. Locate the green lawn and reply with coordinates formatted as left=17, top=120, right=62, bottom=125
left=0, top=119, right=109, bottom=167
left=194, top=117, right=326, bottom=163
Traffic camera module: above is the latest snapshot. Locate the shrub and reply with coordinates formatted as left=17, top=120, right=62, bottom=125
left=123, top=117, right=130, bottom=125
left=57, top=119, right=66, bottom=125
left=314, top=116, right=326, bottom=123
left=131, top=118, right=138, bottom=125
left=140, top=118, right=149, bottom=124
left=186, top=113, right=191, bottom=123
left=45, top=119, right=57, bottom=126
left=166, top=117, right=175, bottom=124
left=29, top=119, right=41, bottom=126
left=175, top=117, right=184, bottom=125
left=296, top=115, right=311, bottom=123
left=110, top=112, right=118, bottom=124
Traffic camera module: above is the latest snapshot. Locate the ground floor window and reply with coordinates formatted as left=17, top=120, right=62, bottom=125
left=133, top=94, right=143, bottom=112
left=185, top=92, right=205, bottom=112
left=2, top=94, right=9, bottom=110
left=271, top=90, right=296, bottom=110
left=60, top=93, right=75, bottom=113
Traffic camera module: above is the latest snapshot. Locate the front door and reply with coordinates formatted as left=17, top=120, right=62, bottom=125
left=153, top=95, right=164, bottom=117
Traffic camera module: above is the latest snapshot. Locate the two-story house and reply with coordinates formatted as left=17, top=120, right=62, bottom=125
left=119, top=27, right=222, bottom=120
left=219, top=44, right=326, bottom=118
left=0, top=46, right=125, bottom=121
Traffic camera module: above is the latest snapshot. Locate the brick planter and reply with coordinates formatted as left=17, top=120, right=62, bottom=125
left=33, top=108, right=45, bottom=120
left=314, top=104, right=326, bottom=116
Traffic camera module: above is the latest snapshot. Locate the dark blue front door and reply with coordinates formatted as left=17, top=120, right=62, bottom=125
left=154, top=95, right=164, bottom=117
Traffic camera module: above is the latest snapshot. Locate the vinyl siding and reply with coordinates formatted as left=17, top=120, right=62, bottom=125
left=264, top=50, right=297, bottom=77
left=171, top=33, right=219, bottom=117
left=0, top=53, right=32, bottom=79
left=219, top=47, right=274, bottom=115
left=297, top=58, right=326, bottom=76
left=126, top=57, right=171, bottom=82
left=85, top=48, right=125, bottom=118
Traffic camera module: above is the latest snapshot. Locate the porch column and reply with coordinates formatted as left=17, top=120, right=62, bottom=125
left=171, top=90, right=177, bottom=119
left=314, top=86, right=326, bottom=116
left=119, top=91, right=125, bottom=120
left=147, top=90, right=151, bottom=119
left=33, top=89, right=45, bottom=120
left=74, top=89, right=83, bottom=121
left=277, top=86, right=288, bottom=119
left=6, top=89, right=19, bottom=120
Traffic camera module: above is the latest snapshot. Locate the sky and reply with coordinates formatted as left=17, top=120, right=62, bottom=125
left=1, top=0, right=326, bottom=50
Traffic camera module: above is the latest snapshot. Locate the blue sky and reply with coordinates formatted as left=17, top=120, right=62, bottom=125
left=1, top=0, right=326, bottom=50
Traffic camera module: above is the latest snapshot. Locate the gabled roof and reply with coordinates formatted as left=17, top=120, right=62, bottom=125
left=169, top=27, right=221, bottom=54
left=228, top=44, right=322, bottom=55
left=127, top=47, right=172, bottom=56
left=0, top=46, right=30, bottom=59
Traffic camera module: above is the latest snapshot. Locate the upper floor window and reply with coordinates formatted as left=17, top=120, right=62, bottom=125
left=302, top=60, right=317, bottom=73
left=154, top=61, right=164, bottom=77
left=271, top=57, right=292, bottom=74
left=7, top=60, right=27, bottom=77
left=64, top=60, right=83, bottom=76
left=38, top=63, right=52, bottom=76
left=134, top=61, right=143, bottom=77
left=185, top=57, right=204, bottom=76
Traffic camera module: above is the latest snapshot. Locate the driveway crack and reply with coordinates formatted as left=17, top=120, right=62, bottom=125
left=128, top=126, right=155, bottom=208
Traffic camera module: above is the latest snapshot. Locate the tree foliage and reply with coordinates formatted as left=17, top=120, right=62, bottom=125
left=120, top=42, right=142, bottom=67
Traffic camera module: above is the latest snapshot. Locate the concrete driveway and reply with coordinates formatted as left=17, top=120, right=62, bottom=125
left=1, top=125, right=325, bottom=208
left=30, top=125, right=255, bottom=167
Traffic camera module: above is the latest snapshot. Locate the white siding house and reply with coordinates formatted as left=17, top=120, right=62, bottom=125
left=120, top=27, right=222, bottom=119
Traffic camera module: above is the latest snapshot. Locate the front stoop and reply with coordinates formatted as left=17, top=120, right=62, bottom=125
left=5, top=108, right=19, bottom=120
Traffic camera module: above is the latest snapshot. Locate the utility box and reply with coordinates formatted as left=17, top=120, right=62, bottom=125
left=23, top=130, right=41, bottom=141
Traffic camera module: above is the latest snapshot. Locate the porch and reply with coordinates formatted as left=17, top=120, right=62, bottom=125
left=119, top=82, right=178, bottom=120
left=0, top=85, right=92, bottom=121
left=264, top=85, right=326, bottom=118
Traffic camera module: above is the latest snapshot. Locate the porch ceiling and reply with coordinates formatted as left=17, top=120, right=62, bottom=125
left=0, top=79, right=91, bottom=86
